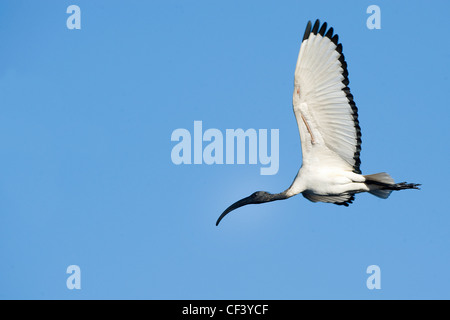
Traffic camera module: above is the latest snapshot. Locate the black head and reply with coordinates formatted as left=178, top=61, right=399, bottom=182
left=248, top=191, right=273, bottom=203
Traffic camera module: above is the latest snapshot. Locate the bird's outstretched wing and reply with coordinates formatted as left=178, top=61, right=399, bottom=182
left=293, top=19, right=362, bottom=173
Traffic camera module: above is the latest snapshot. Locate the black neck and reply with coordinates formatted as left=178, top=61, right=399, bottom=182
left=266, top=191, right=289, bottom=202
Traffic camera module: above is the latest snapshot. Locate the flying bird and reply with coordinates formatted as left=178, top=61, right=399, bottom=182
left=216, top=19, right=420, bottom=226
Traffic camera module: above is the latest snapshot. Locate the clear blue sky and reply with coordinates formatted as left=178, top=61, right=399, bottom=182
left=0, top=0, right=449, bottom=299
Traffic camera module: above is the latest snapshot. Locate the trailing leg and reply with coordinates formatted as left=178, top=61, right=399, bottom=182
left=364, top=172, right=420, bottom=199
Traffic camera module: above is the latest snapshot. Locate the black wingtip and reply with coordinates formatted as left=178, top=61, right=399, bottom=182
left=302, top=20, right=312, bottom=41
left=311, top=19, right=320, bottom=35
left=318, top=22, right=327, bottom=36
left=331, top=34, right=339, bottom=45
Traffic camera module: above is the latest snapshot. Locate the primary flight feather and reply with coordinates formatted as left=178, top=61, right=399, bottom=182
left=216, top=19, right=420, bottom=226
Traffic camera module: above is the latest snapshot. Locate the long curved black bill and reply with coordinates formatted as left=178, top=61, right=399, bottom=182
left=216, top=196, right=254, bottom=226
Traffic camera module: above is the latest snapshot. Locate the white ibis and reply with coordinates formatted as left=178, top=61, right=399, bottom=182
left=216, top=19, right=420, bottom=226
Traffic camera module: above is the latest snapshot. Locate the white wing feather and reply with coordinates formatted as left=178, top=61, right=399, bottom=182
left=293, top=20, right=362, bottom=174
